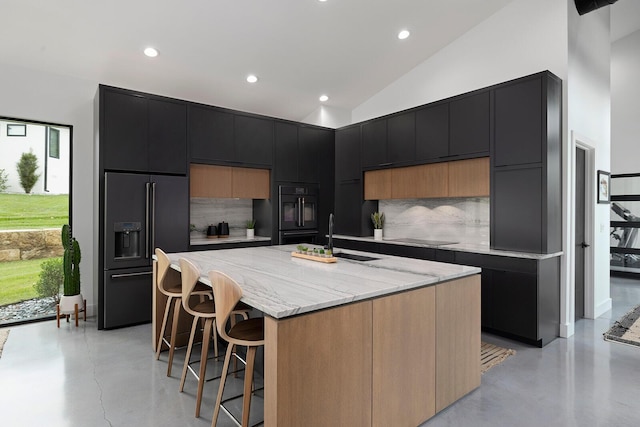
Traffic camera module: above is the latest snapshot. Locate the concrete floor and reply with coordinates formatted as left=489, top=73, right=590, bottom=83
left=0, top=276, right=639, bottom=427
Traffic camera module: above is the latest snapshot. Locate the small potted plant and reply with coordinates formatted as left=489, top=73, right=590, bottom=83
left=57, top=224, right=85, bottom=327
left=371, top=212, right=385, bottom=241
left=246, top=219, right=256, bottom=239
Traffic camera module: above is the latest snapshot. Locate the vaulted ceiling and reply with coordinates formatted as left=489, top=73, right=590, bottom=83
left=0, top=0, right=637, bottom=123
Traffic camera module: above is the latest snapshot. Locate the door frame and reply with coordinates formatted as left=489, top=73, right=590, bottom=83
left=569, top=132, right=596, bottom=327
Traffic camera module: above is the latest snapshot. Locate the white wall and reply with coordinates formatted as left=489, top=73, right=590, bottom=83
left=566, top=4, right=612, bottom=327
left=301, top=105, right=351, bottom=129
left=350, top=0, right=568, bottom=123
left=0, top=62, right=97, bottom=314
left=611, top=29, right=640, bottom=174
left=0, top=121, right=70, bottom=194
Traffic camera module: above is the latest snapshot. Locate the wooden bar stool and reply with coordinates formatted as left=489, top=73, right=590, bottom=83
left=209, top=270, right=264, bottom=427
left=154, top=248, right=211, bottom=376
left=179, top=259, right=252, bottom=418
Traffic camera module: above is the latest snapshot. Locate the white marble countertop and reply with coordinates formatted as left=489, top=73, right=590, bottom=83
left=331, top=234, right=562, bottom=260
left=167, top=245, right=480, bottom=319
left=190, top=235, right=271, bottom=246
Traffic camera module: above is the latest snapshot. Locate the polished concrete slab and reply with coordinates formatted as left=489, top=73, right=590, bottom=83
left=0, top=276, right=638, bottom=427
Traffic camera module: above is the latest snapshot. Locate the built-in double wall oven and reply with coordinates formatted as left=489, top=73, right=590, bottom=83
left=278, top=185, right=318, bottom=245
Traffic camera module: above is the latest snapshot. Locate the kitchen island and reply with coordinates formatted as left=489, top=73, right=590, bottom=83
left=159, top=245, right=481, bottom=427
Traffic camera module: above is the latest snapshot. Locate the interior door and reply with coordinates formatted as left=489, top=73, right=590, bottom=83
left=575, top=148, right=586, bottom=320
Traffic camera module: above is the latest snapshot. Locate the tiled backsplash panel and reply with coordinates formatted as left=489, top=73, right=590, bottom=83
left=379, top=198, right=489, bottom=245
left=190, top=198, right=252, bottom=237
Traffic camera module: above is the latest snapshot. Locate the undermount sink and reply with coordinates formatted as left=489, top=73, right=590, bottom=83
left=334, top=252, right=380, bottom=262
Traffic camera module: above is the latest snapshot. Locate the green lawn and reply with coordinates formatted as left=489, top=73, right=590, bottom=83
left=0, top=258, right=54, bottom=306
left=0, top=193, right=69, bottom=230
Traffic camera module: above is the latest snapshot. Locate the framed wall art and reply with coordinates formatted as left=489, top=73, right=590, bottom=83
left=597, top=170, right=610, bottom=204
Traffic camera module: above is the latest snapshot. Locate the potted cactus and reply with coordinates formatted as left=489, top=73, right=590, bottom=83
left=57, top=224, right=85, bottom=326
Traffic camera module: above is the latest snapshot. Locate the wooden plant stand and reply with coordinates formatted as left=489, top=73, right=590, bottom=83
left=57, top=299, right=87, bottom=327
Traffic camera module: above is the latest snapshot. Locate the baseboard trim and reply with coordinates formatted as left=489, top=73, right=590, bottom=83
left=594, top=298, right=613, bottom=319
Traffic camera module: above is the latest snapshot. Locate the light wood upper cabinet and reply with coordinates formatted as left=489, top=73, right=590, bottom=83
left=448, top=157, right=490, bottom=197
left=392, top=163, right=449, bottom=199
left=364, top=169, right=392, bottom=200
left=364, top=157, right=488, bottom=200
left=190, top=164, right=270, bottom=199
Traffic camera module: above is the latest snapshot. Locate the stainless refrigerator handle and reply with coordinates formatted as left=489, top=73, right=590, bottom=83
left=151, top=181, right=156, bottom=256
left=111, top=271, right=153, bottom=279
left=145, top=182, right=151, bottom=259
left=301, top=197, right=305, bottom=226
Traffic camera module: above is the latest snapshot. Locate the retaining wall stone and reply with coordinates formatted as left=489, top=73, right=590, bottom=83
left=0, top=229, right=64, bottom=261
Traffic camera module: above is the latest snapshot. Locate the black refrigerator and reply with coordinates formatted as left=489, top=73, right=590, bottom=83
left=101, top=172, right=188, bottom=329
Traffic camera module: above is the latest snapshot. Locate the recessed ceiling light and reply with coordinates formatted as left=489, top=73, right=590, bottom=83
left=319, top=95, right=329, bottom=102
left=318, top=0, right=327, bottom=2
left=398, top=30, right=410, bottom=40
left=246, top=75, right=258, bottom=83
left=144, top=47, right=158, bottom=57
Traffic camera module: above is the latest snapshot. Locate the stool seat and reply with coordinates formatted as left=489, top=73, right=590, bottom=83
left=228, top=318, right=264, bottom=342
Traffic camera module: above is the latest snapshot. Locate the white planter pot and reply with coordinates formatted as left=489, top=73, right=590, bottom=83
left=374, top=229, right=383, bottom=241
left=246, top=229, right=255, bottom=239
left=59, top=294, right=84, bottom=314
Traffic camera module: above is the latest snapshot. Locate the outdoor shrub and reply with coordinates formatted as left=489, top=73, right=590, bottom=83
left=34, top=258, right=63, bottom=303
left=16, top=150, right=40, bottom=194
left=0, top=168, right=8, bottom=192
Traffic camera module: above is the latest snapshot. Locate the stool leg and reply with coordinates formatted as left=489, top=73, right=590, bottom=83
left=180, top=316, right=200, bottom=392
left=195, top=318, right=213, bottom=418
left=212, top=342, right=234, bottom=427
left=156, top=296, right=173, bottom=360
left=242, top=346, right=257, bottom=427
left=167, top=297, right=181, bottom=376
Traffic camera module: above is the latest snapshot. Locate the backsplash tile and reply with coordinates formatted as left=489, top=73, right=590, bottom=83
left=379, top=198, right=489, bottom=245
left=190, top=198, right=253, bottom=237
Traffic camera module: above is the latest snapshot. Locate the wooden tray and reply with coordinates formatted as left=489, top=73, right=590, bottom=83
left=291, top=252, right=337, bottom=263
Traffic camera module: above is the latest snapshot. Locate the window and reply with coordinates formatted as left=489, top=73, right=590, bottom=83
left=49, top=128, right=60, bottom=159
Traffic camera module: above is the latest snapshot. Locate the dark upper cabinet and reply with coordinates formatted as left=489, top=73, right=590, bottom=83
left=335, top=125, right=361, bottom=181
left=491, top=71, right=562, bottom=254
left=274, top=122, right=298, bottom=182
left=188, top=104, right=235, bottom=163
left=101, top=87, right=187, bottom=174
left=361, top=119, right=387, bottom=168
left=299, top=126, right=333, bottom=184
left=494, top=76, right=543, bottom=167
left=449, top=91, right=490, bottom=157
left=387, top=111, right=415, bottom=164
left=415, top=103, right=449, bottom=161
left=234, top=115, right=274, bottom=166
left=148, top=99, right=187, bottom=175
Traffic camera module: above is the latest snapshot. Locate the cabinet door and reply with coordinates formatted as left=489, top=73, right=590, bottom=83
left=148, top=99, right=187, bottom=174
left=298, top=126, right=329, bottom=183
left=102, top=89, right=148, bottom=172
left=448, top=157, right=490, bottom=197
left=364, top=169, right=392, bottom=200
left=391, top=163, right=448, bottom=199
left=416, top=103, right=448, bottom=161
left=189, top=164, right=232, bottom=198
left=234, top=115, right=274, bottom=166
left=449, top=92, right=490, bottom=157
left=153, top=174, right=189, bottom=252
left=274, top=122, right=298, bottom=182
left=387, top=112, right=415, bottom=164
left=489, top=269, right=538, bottom=341
left=335, top=181, right=362, bottom=235
left=361, top=119, right=388, bottom=168
left=188, top=105, right=235, bottom=163
left=492, top=167, right=542, bottom=252
left=494, top=76, right=542, bottom=167
left=232, top=167, right=270, bottom=199
left=335, top=126, right=361, bottom=181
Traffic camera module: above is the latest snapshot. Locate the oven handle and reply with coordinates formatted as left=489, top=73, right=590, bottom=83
left=301, top=197, right=305, bottom=227
left=281, top=230, right=318, bottom=236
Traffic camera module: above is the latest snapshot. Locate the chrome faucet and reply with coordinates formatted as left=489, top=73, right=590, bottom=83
left=327, top=213, right=334, bottom=252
